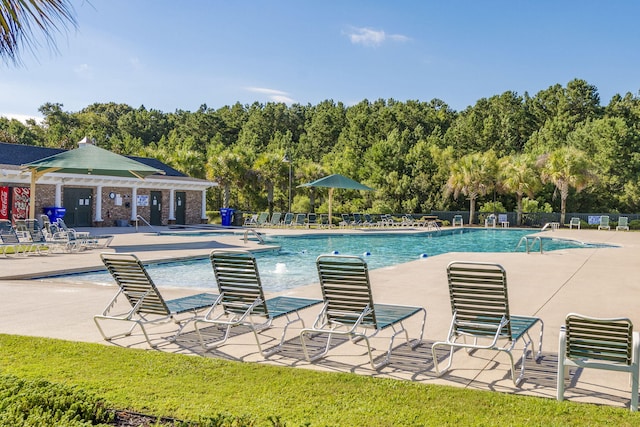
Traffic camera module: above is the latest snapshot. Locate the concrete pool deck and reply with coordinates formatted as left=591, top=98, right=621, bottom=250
left=1, top=224, right=639, bottom=410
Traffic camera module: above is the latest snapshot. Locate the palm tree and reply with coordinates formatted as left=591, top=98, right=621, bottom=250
left=296, top=160, right=325, bottom=213
left=206, top=148, right=248, bottom=209
left=253, top=152, right=287, bottom=218
left=445, top=151, right=497, bottom=225
left=498, top=153, right=541, bottom=226
left=538, top=146, right=596, bottom=225
left=1, top=0, right=77, bottom=65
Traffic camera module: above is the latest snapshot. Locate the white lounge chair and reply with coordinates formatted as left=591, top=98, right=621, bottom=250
left=95, top=253, right=219, bottom=348
left=194, top=250, right=321, bottom=356
left=558, top=313, right=639, bottom=411
left=598, top=215, right=610, bottom=230
left=432, top=261, right=544, bottom=386
left=301, top=255, right=426, bottom=369
left=617, top=216, right=629, bottom=231
left=569, top=217, right=580, bottom=229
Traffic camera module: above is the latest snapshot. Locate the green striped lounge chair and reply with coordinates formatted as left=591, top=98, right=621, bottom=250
left=95, top=253, right=219, bottom=348
left=300, top=255, right=426, bottom=369
left=194, top=250, right=321, bottom=357
left=432, top=261, right=544, bottom=386
left=558, top=313, right=639, bottom=411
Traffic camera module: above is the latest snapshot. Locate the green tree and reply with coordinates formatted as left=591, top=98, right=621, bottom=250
left=206, top=146, right=249, bottom=209
left=445, top=151, right=498, bottom=224
left=1, top=0, right=76, bottom=65
left=497, top=153, right=541, bottom=225
left=253, top=152, right=288, bottom=217
left=537, top=146, right=595, bottom=225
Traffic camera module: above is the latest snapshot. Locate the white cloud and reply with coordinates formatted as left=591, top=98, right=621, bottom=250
left=244, top=87, right=295, bottom=104
left=345, top=27, right=410, bottom=47
left=0, top=113, right=43, bottom=123
left=74, top=63, right=92, bottom=78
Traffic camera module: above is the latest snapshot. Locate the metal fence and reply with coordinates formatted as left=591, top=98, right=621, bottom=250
left=429, top=211, right=640, bottom=227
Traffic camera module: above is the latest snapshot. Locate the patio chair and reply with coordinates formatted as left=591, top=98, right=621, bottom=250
left=557, top=313, right=639, bottom=411
left=194, top=250, right=321, bottom=356
left=306, top=213, right=318, bottom=228
left=23, top=219, right=51, bottom=255
left=255, top=212, right=269, bottom=227
left=300, top=255, right=426, bottom=369
left=598, top=215, right=610, bottom=230
left=617, top=216, right=629, bottom=231
left=362, top=214, right=376, bottom=227
left=569, top=217, right=580, bottom=229
left=0, top=225, right=29, bottom=257
left=268, top=212, right=282, bottom=227
left=243, top=214, right=258, bottom=226
left=293, top=213, right=306, bottom=227
left=318, top=214, right=330, bottom=228
left=432, top=261, right=544, bottom=386
left=281, top=212, right=294, bottom=227
left=452, top=215, right=464, bottom=227
left=47, top=223, right=82, bottom=252
left=484, top=214, right=497, bottom=228
left=95, top=253, right=219, bottom=348
left=352, top=213, right=363, bottom=226
left=339, top=213, right=352, bottom=227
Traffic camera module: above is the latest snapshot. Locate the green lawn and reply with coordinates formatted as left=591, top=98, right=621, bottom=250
left=0, top=334, right=637, bottom=426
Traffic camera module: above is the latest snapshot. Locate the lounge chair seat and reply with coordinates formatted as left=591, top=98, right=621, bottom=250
left=95, top=253, right=218, bottom=348
left=432, top=261, right=544, bottom=386
left=194, top=250, right=321, bottom=356
left=301, top=255, right=426, bottom=369
left=558, top=313, right=639, bottom=411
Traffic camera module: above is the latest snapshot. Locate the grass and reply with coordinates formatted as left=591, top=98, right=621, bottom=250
left=0, top=334, right=638, bottom=426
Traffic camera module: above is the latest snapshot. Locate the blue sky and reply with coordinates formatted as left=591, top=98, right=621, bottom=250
left=2, top=1, right=640, bottom=121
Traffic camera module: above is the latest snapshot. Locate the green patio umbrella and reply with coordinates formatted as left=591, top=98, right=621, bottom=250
left=298, top=174, right=374, bottom=222
left=21, top=140, right=164, bottom=218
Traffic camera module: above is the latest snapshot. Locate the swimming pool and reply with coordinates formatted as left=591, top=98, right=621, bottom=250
left=55, top=228, right=612, bottom=292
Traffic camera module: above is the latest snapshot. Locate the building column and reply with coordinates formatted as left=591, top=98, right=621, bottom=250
left=130, top=187, right=137, bottom=222
left=168, top=189, right=175, bottom=223
left=55, top=183, right=62, bottom=206
left=201, top=190, right=208, bottom=224
left=94, top=185, right=103, bottom=223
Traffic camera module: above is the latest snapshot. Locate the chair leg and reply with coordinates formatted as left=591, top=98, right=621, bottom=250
left=557, top=328, right=567, bottom=402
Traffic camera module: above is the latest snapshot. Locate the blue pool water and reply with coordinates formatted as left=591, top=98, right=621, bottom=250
left=57, top=229, right=609, bottom=292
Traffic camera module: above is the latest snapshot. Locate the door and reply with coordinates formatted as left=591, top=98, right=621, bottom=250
left=63, top=187, right=93, bottom=227
left=150, top=191, right=162, bottom=226
left=175, top=192, right=186, bottom=225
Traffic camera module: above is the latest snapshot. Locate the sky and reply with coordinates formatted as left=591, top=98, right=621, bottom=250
left=2, top=0, right=640, bottom=122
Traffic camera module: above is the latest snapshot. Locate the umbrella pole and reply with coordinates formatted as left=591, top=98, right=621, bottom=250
left=328, top=188, right=334, bottom=227
left=29, top=170, right=37, bottom=219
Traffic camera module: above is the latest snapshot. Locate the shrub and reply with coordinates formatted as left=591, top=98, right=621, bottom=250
left=0, top=374, right=113, bottom=426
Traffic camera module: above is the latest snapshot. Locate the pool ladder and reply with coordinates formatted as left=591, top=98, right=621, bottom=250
left=243, top=228, right=265, bottom=244
left=135, top=215, right=161, bottom=235
left=515, top=235, right=544, bottom=254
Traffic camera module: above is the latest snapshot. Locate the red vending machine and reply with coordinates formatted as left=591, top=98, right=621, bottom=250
left=11, top=187, right=30, bottom=221
left=0, top=186, right=8, bottom=220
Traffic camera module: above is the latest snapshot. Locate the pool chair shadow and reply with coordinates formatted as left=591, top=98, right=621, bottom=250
left=193, top=249, right=322, bottom=357
left=300, top=255, right=427, bottom=370
left=95, top=253, right=219, bottom=348
left=432, top=261, right=544, bottom=386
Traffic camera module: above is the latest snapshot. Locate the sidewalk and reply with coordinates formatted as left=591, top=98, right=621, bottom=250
left=1, top=225, right=639, bottom=410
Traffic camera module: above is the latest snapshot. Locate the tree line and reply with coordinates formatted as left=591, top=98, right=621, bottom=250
left=2, top=78, right=640, bottom=224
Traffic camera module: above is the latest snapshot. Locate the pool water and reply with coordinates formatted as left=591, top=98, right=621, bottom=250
left=56, top=229, right=611, bottom=293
